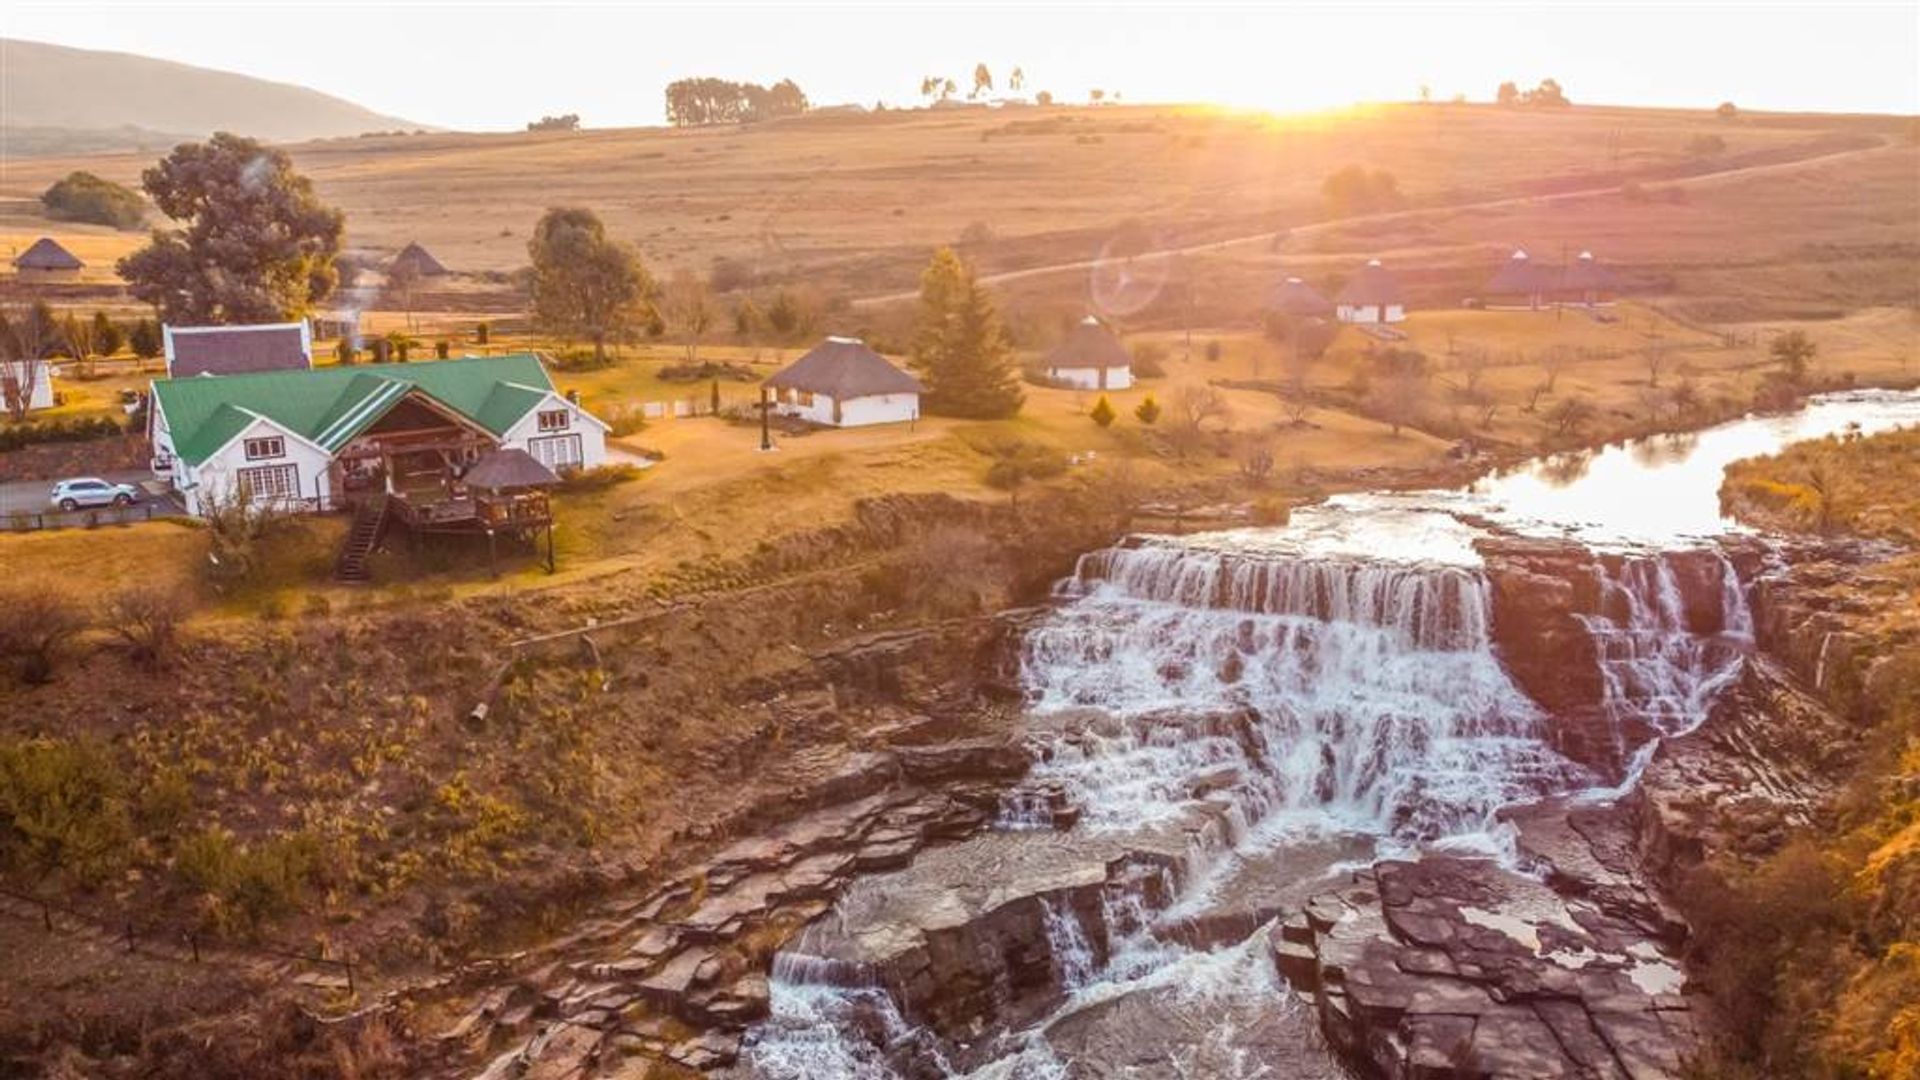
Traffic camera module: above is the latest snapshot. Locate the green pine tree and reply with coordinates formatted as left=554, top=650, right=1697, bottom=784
left=1134, top=394, right=1162, bottom=425
left=911, top=248, right=1023, bottom=419
left=1090, top=395, right=1117, bottom=427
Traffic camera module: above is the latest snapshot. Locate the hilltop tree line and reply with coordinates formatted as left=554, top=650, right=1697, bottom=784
left=664, top=78, right=809, bottom=126
left=1496, top=78, right=1571, bottom=107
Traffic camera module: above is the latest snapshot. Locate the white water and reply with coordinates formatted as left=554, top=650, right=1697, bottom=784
left=737, top=389, right=1920, bottom=1080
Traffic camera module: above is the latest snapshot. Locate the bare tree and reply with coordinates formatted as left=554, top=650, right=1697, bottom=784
left=1539, top=344, right=1572, bottom=393
left=1545, top=395, right=1596, bottom=438
left=0, top=303, right=62, bottom=422
left=104, top=585, right=190, bottom=669
left=1368, top=350, right=1431, bottom=437
left=1643, top=333, right=1670, bottom=388
left=1166, top=385, right=1232, bottom=459
left=388, top=259, right=422, bottom=332
left=1236, top=434, right=1277, bottom=484
left=0, top=585, right=87, bottom=685
left=661, top=267, right=715, bottom=366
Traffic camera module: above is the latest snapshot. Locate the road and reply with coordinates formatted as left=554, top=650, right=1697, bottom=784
left=0, top=470, right=181, bottom=531
left=850, top=135, right=1893, bottom=308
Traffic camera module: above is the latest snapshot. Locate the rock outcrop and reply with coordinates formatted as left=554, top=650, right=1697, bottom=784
left=1274, top=805, right=1700, bottom=1079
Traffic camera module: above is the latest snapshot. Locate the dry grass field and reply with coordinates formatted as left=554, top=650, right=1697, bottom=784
left=1, top=103, right=1899, bottom=297
left=0, top=102, right=1914, bottom=606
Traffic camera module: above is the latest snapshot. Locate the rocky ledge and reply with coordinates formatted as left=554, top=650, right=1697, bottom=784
left=427, top=737, right=1028, bottom=1078
left=1273, top=804, right=1699, bottom=1079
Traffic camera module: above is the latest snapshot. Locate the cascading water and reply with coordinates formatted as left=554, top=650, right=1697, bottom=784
left=732, top=392, right=1920, bottom=1080
left=1582, top=553, right=1753, bottom=736
left=1020, top=538, right=1591, bottom=842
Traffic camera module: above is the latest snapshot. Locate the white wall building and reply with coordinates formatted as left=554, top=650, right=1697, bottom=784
left=149, top=353, right=606, bottom=516
left=766, top=337, right=923, bottom=428
left=1334, top=259, right=1407, bottom=324
left=1042, top=316, right=1133, bottom=390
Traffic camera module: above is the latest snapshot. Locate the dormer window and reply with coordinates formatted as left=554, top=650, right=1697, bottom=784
left=538, top=409, right=570, bottom=432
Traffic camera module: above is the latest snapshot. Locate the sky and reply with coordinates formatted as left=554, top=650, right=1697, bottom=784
left=8, top=1, right=1919, bottom=130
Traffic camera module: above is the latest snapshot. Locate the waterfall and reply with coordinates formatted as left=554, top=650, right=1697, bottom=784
left=1580, top=552, right=1752, bottom=738
left=1020, top=540, right=1589, bottom=844
left=1041, top=900, right=1096, bottom=990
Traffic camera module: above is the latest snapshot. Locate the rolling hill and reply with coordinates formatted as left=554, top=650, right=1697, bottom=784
left=0, top=38, right=421, bottom=152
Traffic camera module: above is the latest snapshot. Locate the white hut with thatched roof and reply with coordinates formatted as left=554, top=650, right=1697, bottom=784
left=1334, top=259, right=1406, bottom=324
left=765, top=337, right=922, bottom=427
left=1485, top=249, right=1555, bottom=310
left=1042, top=316, right=1133, bottom=390
left=13, top=237, right=84, bottom=283
left=1559, top=251, right=1622, bottom=307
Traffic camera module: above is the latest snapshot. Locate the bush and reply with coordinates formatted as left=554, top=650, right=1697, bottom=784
left=1131, top=342, right=1168, bottom=378
left=0, top=585, right=87, bottom=684
left=558, top=463, right=642, bottom=492
left=1134, top=394, right=1162, bottom=425
left=0, top=414, right=127, bottom=453
left=0, top=737, right=133, bottom=885
left=175, top=826, right=322, bottom=933
left=657, top=360, right=759, bottom=383
left=41, top=170, right=145, bottom=230
left=1688, top=133, right=1728, bottom=157
left=105, top=585, right=190, bottom=668
left=1089, top=395, right=1117, bottom=428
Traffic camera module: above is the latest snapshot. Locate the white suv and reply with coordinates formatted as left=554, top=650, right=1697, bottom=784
left=50, top=478, right=140, bottom=511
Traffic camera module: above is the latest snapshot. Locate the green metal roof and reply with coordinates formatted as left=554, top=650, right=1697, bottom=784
left=152, top=353, right=558, bottom=466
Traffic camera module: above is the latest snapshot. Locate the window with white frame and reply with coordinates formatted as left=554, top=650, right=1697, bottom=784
left=537, top=409, right=570, bottom=432
left=237, top=463, right=300, bottom=501
left=528, top=434, right=583, bottom=471
left=244, top=435, right=286, bottom=460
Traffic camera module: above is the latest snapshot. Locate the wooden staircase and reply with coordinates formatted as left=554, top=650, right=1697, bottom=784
left=333, top=496, right=389, bottom=584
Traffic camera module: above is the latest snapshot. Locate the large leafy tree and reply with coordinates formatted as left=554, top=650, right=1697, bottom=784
left=911, top=248, right=1023, bottom=419
left=527, top=207, right=653, bottom=363
left=117, top=133, right=344, bottom=323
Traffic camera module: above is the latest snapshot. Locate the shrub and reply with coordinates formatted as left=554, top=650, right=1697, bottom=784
left=435, top=340, right=451, bottom=359
left=0, top=585, right=87, bottom=684
left=104, top=585, right=190, bottom=668
left=176, top=826, right=321, bottom=933
left=41, top=171, right=145, bottom=230
left=1131, top=342, right=1168, bottom=378
left=0, top=737, right=133, bottom=885
left=1134, top=394, right=1162, bottom=425
left=1688, top=133, right=1728, bottom=157
left=128, top=318, right=163, bottom=361
left=475, top=321, right=491, bottom=345
left=1089, top=395, right=1117, bottom=428
left=558, top=463, right=642, bottom=492
left=0, top=414, right=126, bottom=453
left=1204, top=340, right=1223, bottom=363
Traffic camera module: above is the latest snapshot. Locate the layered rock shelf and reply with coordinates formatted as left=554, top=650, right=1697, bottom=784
left=1274, top=805, right=1699, bottom=1078
left=432, top=738, right=1029, bottom=1077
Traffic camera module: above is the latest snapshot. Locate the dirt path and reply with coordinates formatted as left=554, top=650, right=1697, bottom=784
left=850, top=136, right=1893, bottom=308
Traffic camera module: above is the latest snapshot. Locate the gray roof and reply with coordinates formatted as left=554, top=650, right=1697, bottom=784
left=1335, top=259, right=1405, bottom=306
left=1485, top=250, right=1553, bottom=296
left=1265, top=276, right=1333, bottom=316
left=765, top=337, right=922, bottom=398
left=15, top=237, right=83, bottom=271
left=1044, top=316, right=1130, bottom=370
left=166, top=323, right=312, bottom=378
left=465, top=447, right=558, bottom=490
left=391, top=241, right=448, bottom=276
left=1560, top=251, right=1622, bottom=292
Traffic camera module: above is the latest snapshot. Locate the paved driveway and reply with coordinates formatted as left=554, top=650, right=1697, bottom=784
left=0, top=470, right=184, bottom=531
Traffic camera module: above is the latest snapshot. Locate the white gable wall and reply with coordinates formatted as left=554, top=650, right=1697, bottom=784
left=1, top=361, right=55, bottom=412
left=180, top=416, right=333, bottom=516
left=498, top=391, right=608, bottom=472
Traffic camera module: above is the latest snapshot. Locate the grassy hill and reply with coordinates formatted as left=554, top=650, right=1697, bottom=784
left=0, top=38, right=419, bottom=151
left=3, top=102, right=1909, bottom=306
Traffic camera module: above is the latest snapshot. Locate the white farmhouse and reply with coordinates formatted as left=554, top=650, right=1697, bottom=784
left=765, top=337, right=922, bottom=427
left=1334, top=259, right=1407, bottom=324
left=148, top=353, right=607, bottom=516
left=1042, top=316, right=1133, bottom=390
left=1, top=360, right=55, bottom=414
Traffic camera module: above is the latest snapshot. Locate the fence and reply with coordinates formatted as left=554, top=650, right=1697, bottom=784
left=0, top=882, right=357, bottom=993
left=1, top=502, right=172, bottom=533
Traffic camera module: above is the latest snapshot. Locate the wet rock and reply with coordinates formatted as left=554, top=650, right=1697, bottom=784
left=1478, top=536, right=1606, bottom=716
left=1630, top=655, right=1853, bottom=879
left=1279, top=846, right=1700, bottom=1079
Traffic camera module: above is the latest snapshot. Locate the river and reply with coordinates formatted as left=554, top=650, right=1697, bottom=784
left=729, top=389, right=1920, bottom=1080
